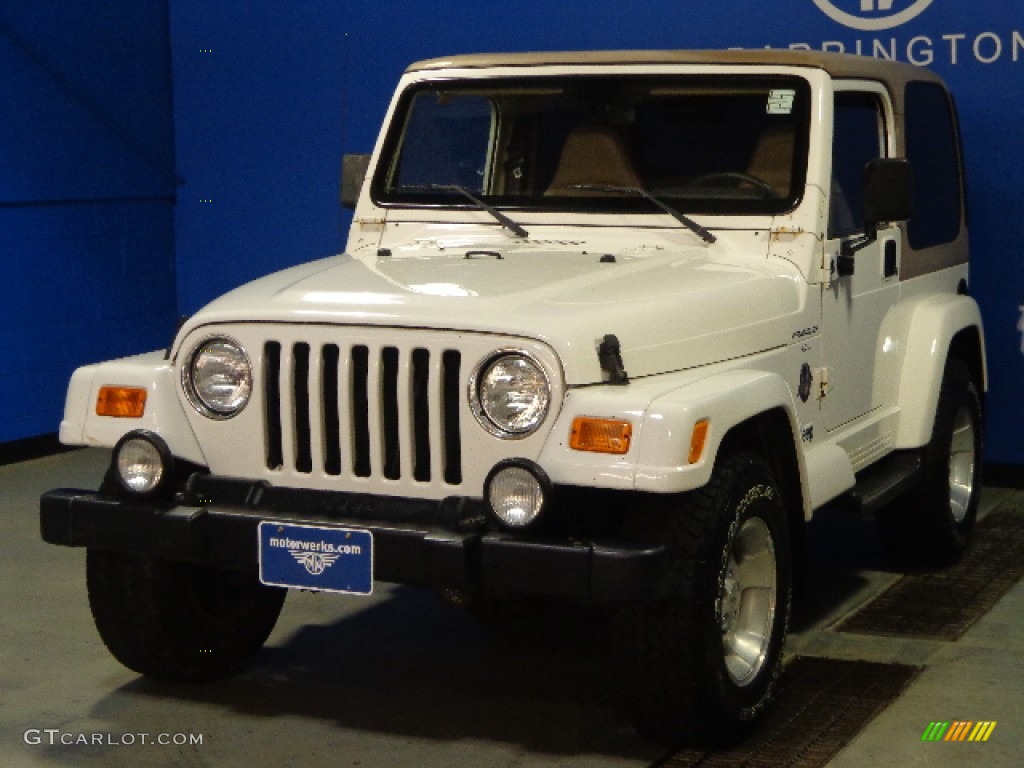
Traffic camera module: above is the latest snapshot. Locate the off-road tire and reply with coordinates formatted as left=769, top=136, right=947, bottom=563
left=87, top=550, right=286, bottom=682
left=877, top=358, right=983, bottom=568
left=615, top=452, right=792, bottom=746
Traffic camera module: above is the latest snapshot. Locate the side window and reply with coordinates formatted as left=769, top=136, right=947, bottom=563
left=904, top=81, right=962, bottom=250
left=389, top=93, right=494, bottom=193
left=830, top=92, right=885, bottom=238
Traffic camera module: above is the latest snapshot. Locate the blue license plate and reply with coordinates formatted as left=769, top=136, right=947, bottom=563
left=258, top=522, right=373, bottom=595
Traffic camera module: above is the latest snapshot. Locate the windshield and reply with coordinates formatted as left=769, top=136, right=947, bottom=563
left=374, top=74, right=811, bottom=216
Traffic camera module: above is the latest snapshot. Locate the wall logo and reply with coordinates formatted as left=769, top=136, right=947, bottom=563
left=921, top=721, right=997, bottom=742
left=812, top=0, right=934, bottom=31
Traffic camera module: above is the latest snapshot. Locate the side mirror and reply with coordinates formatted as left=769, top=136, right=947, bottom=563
left=864, top=158, right=913, bottom=230
left=340, top=153, right=371, bottom=210
left=838, top=158, right=914, bottom=275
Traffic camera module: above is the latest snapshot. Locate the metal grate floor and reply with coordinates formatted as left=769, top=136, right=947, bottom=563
left=654, top=657, right=919, bottom=768
left=837, top=495, right=1024, bottom=640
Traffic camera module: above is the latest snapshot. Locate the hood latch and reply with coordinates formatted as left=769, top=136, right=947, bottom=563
left=598, top=334, right=629, bottom=386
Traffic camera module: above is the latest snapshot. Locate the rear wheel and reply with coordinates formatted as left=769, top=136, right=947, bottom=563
left=877, top=359, right=983, bottom=567
left=87, top=550, right=286, bottom=682
left=615, top=452, right=792, bottom=745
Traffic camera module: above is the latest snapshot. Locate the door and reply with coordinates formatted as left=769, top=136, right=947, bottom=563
left=821, top=85, right=901, bottom=432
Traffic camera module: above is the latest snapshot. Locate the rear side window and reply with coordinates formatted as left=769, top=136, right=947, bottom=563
left=904, top=81, right=963, bottom=250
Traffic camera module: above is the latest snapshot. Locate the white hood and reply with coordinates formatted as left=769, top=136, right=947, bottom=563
left=179, top=241, right=806, bottom=385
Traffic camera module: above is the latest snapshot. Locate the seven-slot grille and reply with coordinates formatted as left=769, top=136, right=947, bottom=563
left=263, top=341, right=463, bottom=485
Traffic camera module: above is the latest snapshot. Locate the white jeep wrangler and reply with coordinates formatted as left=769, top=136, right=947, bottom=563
left=42, top=50, right=985, bottom=743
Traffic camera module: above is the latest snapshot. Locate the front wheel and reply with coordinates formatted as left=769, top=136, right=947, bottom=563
left=615, top=452, right=792, bottom=745
left=87, top=550, right=286, bottom=682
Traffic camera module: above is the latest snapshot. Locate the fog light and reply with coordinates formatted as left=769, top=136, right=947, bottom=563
left=485, top=460, right=551, bottom=529
left=113, top=431, right=174, bottom=496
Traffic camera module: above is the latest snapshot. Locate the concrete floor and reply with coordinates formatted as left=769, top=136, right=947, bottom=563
left=2, top=448, right=1022, bottom=767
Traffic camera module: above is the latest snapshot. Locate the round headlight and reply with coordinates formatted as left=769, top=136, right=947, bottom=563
left=472, top=352, right=550, bottom=437
left=184, top=337, right=252, bottom=418
left=113, top=431, right=174, bottom=496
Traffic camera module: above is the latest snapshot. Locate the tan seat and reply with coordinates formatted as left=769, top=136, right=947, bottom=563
left=746, top=123, right=795, bottom=194
left=545, top=124, right=642, bottom=194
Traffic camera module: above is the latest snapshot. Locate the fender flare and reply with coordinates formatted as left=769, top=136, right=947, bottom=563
left=538, top=368, right=806, bottom=502
left=894, top=294, right=986, bottom=449
left=633, top=368, right=803, bottom=495
left=59, top=351, right=208, bottom=466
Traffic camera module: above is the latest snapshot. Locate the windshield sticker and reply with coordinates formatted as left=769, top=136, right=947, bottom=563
left=767, top=89, right=796, bottom=115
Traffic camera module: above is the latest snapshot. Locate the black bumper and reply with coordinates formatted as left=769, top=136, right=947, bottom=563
left=39, top=477, right=667, bottom=603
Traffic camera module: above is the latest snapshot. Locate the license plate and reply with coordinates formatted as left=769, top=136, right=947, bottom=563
left=258, top=522, right=373, bottom=595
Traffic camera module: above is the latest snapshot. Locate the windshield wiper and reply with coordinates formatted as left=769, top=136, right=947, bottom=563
left=569, top=184, right=716, bottom=244
left=403, top=184, right=528, bottom=239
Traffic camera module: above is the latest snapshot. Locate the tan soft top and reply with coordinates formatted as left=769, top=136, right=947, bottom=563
left=407, top=49, right=945, bottom=102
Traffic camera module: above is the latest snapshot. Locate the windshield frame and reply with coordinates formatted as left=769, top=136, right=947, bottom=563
left=371, top=73, right=812, bottom=218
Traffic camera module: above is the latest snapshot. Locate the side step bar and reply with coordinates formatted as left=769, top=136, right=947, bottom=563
left=847, top=451, right=924, bottom=517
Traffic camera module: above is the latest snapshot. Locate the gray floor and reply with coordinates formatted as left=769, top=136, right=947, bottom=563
left=2, top=449, right=1021, bottom=767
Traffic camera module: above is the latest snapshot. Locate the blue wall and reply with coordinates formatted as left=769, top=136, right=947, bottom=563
left=0, top=2, right=178, bottom=442
left=4, top=1, right=1023, bottom=464
left=169, top=2, right=351, bottom=311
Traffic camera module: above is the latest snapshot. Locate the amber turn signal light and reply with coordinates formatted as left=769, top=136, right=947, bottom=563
left=96, top=387, right=147, bottom=418
left=688, top=418, right=710, bottom=464
left=570, top=417, right=632, bottom=455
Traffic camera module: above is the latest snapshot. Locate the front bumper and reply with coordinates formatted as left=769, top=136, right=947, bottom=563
left=40, top=475, right=667, bottom=602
